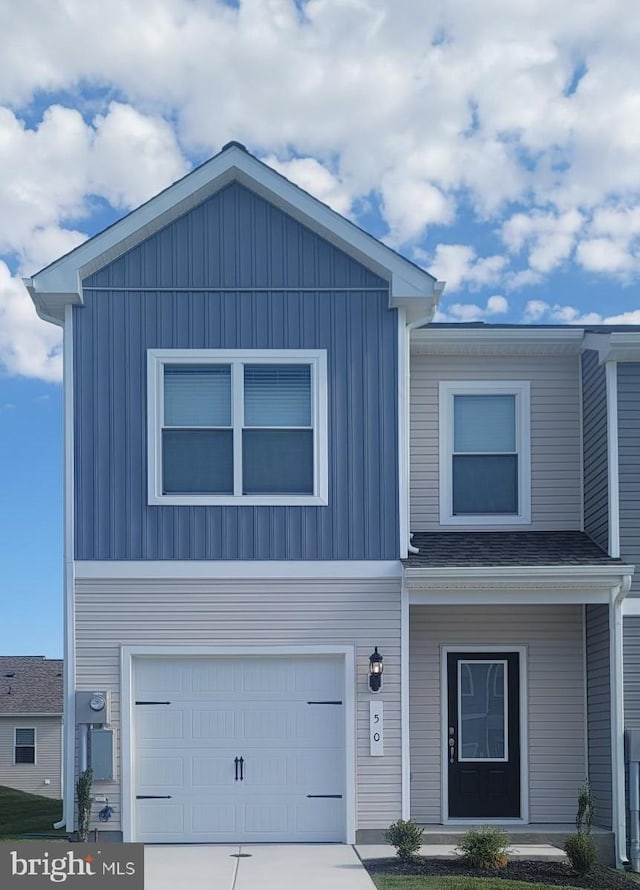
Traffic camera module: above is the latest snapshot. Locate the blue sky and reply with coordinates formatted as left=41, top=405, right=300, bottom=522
left=2, top=0, right=640, bottom=658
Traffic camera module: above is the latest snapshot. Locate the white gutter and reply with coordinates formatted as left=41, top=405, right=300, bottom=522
left=611, top=574, right=633, bottom=867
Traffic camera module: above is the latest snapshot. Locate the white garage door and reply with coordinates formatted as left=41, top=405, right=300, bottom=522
left=133, top=655, right=346, bottom=843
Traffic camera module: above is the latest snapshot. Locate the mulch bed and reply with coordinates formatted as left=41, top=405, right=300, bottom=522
left=363, top=857, right=640, bottom=889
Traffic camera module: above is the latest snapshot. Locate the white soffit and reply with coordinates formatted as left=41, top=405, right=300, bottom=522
left=411, top=327, right=585, bottom=356
left=24, top=144, right=439, bottom=324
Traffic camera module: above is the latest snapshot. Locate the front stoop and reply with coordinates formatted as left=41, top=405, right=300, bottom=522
left=355, top=825, right=615, bottom=866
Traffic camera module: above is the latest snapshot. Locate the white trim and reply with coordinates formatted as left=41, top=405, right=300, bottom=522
left=13, top=726, right=37, bottom=765
left=606, top=362, right=620, bottom=558
left=74, top=560, right=403, bottom=580
left=400, top=582, right=410, bottom=819
left=26, top=145, right=437, bottom=323
left=440, top=645, right=529, bottom=824
left=63, top=303, right=76, bottom=832
left=611, top=578, right=632, bottom=867
left=398, top=309, right=409, bottom=557
left=582, top=605, right=589, bottom=782
left=147, top=348, right=329, bottom=506
left=578, top=352, right=585, bottom=532
left=120, top=645, right=356, bottom=844
left=438, top=380, right=531, bottom=526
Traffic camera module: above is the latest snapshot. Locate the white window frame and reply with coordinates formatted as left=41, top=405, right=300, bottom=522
left=439, top=380, right=531, bottom=526
left=148, top=349, right=328, bottom=506
left=14, top=727, right=36, bottom=765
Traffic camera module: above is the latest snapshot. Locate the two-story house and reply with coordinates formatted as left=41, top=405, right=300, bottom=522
left=25, top=143, right=633, bottom=864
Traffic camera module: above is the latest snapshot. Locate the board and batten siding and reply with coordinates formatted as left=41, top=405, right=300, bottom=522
left=74, top=576, right=402, bottom=834
left=74, top=181, right=398, bottom=561
left=0, top=716, right=62, bottom=799
left=582, top=350, right=609, bottom=552
left=618, top=363, right=640, bottom=595
left=409, top=605, right=586, bottom=823
left=585, top=604, right=612, bottom=830
left=409, top=354, right=582, bottom=531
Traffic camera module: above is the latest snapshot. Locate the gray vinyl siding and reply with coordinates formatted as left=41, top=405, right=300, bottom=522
left=409, top=354, right=582, bottom=531
left=585, top=604, right=612, bottom=829
left=625, top=617, right=640, bottom=730
left=74, top=181, right=398, bottom=561
left=582, top=350, right=609, bottom=552
left=618, top=363, right=640, bottom=595
left=409, top=605, right=586, bottom=823
left=74, top=575, right=402, bottom=833
left=0, top=716, right=62, bottom=799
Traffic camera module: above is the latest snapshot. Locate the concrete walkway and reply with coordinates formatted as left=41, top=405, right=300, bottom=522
left=144, top=844, right=377, bottom=890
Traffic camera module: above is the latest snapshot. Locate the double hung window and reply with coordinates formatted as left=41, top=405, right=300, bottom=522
left=439, top=381, right=531, bottom=524
left=14, top=728, right=36, bottom=764
left=148, top=350, right=328, bottom=505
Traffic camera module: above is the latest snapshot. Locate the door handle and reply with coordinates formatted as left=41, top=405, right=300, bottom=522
left=449, top=735, right=455, bottom=764
left=239, top=756, right=244, bottom=781
left=234, top=757, right=239, bottom=781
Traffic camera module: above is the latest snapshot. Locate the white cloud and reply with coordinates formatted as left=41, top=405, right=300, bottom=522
left=502, top=209, right=584, bottom=274
left=428, top=244, right=507, bottom=292
left=521, top=299, right=640, bottom=326
left=436, top=293, right=509, bottom=323
left=262, top=155, right=353, bottom=216
left=0, top=262, right=62, bottom=381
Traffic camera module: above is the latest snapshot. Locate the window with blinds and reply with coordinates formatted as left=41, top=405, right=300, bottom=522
left=15, top=728, right=35, bottom=764
left=151, top=350, right=327, bottom=503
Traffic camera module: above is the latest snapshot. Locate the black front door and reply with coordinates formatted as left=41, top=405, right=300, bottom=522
left=447, top=651, right=520, bottom=818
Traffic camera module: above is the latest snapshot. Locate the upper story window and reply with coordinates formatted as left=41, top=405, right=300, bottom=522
left=148, top=349, right=328, bottom=506
left=14, top=727, right=36, bottom=764
left=439, top=381, right=531, bottom=525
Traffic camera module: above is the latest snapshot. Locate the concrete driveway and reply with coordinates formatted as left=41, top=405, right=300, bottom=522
left=144, top=844, right=377, bottom=890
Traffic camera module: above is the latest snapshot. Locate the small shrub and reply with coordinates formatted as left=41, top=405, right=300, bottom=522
left=576, top=779, right=596, bottom=833
left=384, top=818, right=423, bottom=861
left=456, top=825, right=511, bottom=869
left=564, top=831, right=598, bottom=874
left=76, top=768, right=93, bottom=842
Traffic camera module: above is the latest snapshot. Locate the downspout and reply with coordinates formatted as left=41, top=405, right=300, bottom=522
left=611, top=574, right=632, bottom=868
left=406, top=281, right=446, bottom=555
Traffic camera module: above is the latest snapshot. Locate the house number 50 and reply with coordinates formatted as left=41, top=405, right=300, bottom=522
left=370, top=701, right=384, bottom=756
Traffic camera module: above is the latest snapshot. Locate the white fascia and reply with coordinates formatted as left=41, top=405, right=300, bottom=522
left=404, top=564, right=636, bottom=605
left=24, top=145, right=439, bottom=322
left=584, top=331, right=640, bottom=364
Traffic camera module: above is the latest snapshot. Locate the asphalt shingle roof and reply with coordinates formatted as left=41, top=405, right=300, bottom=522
left=0, top=657, right=63, bottom=715
left=404, top=531, right=624, bottom=568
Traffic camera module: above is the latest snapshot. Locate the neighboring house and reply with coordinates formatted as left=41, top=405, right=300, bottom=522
left=24, top=143, right=635, bottom=864
left=0, top=656, right=63, bottom=799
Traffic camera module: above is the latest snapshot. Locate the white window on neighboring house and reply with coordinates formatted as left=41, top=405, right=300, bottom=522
left=14, top=728, right=36, bottom=764
left=148, top=349, right=328, bottom=506
left=439, top=381, right=531, bottom=525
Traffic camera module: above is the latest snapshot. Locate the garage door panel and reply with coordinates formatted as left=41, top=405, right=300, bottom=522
left=133, top=655, right=346, bottom=843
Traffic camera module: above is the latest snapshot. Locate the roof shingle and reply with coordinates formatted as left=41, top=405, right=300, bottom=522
left=0, top=657, right=63, bottom=715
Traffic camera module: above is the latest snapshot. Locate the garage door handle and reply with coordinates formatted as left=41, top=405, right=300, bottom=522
left=136, top=795, right=172, bottom=799
left=307, top=794, right=342, bottom=799
left=239, top=756, right=244, bottom=781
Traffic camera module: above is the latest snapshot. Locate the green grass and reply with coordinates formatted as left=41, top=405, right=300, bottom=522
left=370, top=877, right=588, bottom=890
left=0, top=786, right=64, bottom=838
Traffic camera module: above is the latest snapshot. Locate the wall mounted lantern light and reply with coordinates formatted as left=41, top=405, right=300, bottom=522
left=369, top=646, right=383, bottom=693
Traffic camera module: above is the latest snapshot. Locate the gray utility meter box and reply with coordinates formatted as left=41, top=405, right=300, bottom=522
left=89, top=729, right=114, bottom=781
left=76, top=690, right=111, bottom=725
left=626, top=729, right=640, bottom=762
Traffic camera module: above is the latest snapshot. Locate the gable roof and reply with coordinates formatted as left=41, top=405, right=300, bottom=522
left=25, top=141, right=442, bottom=326
left=0, top=656, right=63, bottom=715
